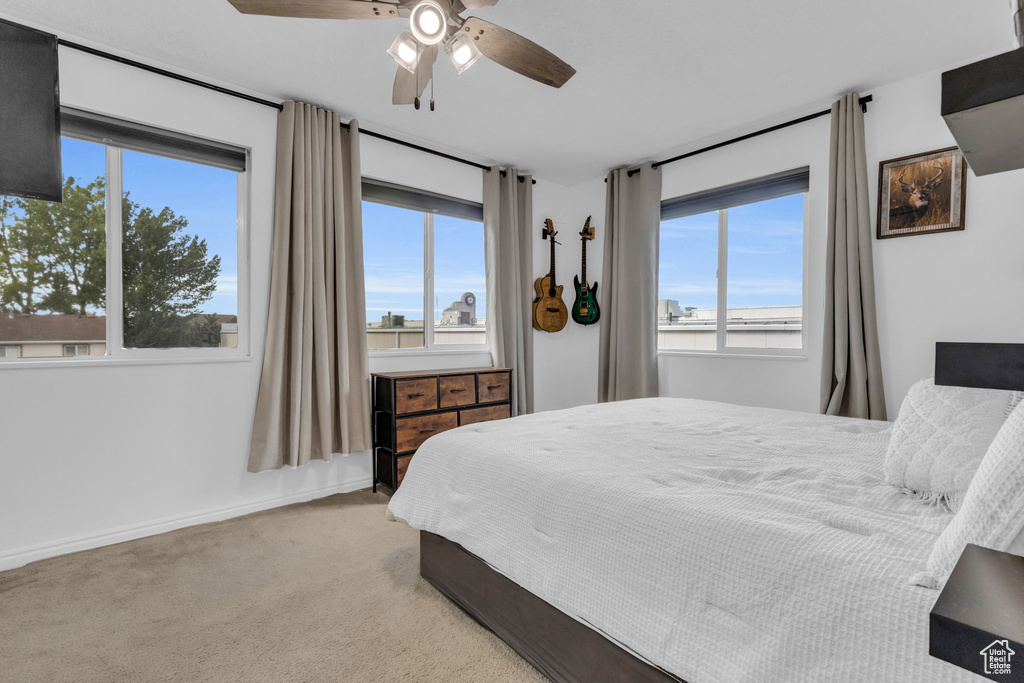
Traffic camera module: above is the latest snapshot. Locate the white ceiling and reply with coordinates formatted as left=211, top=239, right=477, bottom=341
left=0, top=0, right=1017, bottom=185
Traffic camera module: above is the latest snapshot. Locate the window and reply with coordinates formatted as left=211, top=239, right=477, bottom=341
left=362, top=180, right=486, bottom=351
left=63, top=344, right=90, bottom=357
left=658, top=168, right=807, bottom=353
left=0, top=346, right=20, bottom=358
left=0, top=108, right=247, bottom=362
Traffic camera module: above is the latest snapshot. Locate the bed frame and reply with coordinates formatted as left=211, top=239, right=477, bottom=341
left=420, top=531, right=683, bottom=683
left=420, top=342, right=1024, bottom=683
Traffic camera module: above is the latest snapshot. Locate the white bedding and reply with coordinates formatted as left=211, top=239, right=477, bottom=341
left=388, top=398, right=973, bottom=683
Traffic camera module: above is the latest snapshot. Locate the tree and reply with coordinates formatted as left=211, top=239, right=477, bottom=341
left=0, top=176, right=223, bottom=349
left=22, top=176, right=106, bottom=315
left=120, top=194, right=222, bottom=348
left=0, top=194, right=45, bottom=314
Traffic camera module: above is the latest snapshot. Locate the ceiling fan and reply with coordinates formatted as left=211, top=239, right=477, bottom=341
left=226, top=0, right=577, bottom=109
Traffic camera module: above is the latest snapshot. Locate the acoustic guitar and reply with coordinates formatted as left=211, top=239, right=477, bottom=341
left=571, top=216, right=600, bottom=326
left=532, top=219, right=568, bottom=333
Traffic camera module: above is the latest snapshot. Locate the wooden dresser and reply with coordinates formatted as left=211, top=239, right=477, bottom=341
left=371, top=367, right=513, bottom=492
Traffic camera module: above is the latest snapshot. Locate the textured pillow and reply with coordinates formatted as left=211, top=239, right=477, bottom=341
left=926, top=401, right=1024, bottom=580
left=1008, top=391, right=1024, bottom=418
left=885, top=377, right=1010, bottom=511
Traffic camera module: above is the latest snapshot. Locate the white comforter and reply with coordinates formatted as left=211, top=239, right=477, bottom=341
left=388, top=398, right=972, bottom=683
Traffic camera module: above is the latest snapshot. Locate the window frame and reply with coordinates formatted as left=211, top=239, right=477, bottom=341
left=658, top=170, right=810, bottom=360
left=363, top=179, right=487, bottom=357
left=0, top=345, right=21, bottom=359
left=0, top=112, right=251, bottom=369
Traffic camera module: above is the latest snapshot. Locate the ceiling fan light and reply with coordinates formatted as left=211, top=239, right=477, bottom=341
left=410, top=1, right=446, bottom=45
left=444, top=31, right=482, bottom=75
left=387, top=30, right=422, bottom=74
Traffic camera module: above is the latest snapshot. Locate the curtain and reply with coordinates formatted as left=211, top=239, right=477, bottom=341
left=483, top=167, right=533, bottom=415
left=821, top=93, right=886, bottom=420
left=248, top=102, right=372, bottom=472
left=598, top=163, right=662, bottom=403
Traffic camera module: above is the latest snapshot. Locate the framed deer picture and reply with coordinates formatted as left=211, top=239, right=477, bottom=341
left=877, top=147, right=967, bottom=239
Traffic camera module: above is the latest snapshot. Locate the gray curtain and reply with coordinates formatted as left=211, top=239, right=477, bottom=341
left=248, top=102, right=372, bottom=472
left=599, top=163, right=662, bottom=403
left=483, top=167, right=533, bottom=415
left=821, top=93, right=886, bottom=420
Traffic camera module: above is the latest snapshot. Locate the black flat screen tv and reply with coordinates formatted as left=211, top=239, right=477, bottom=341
left=0, top=18, right=62, bottom=202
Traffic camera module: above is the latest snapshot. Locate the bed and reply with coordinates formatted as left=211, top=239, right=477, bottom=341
left=387, top=343, right=1024, bottom=683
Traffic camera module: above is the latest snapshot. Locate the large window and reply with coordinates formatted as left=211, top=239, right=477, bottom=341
left=658, top=168, right=807, bottom=353
left=362, top=180, right=486, bottom=351
left=0, top=109, right=247, bottom=362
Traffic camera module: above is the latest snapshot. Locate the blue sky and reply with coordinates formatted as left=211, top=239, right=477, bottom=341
left=61, top=137, right=239, bottom=316
left=659, top=193, right=804, bottom=311
left=62, top=138, right=800, bottom=323
left=362, top=201, right=486, bottom=324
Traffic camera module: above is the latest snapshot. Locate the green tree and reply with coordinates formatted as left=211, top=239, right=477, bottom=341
left=22, top=176, right=107, bottom=315
left=121, top=195, right=222, bottom=348
left=0, top=194, right=46, bottom=314
left=0, top=176, right=223, bottom=349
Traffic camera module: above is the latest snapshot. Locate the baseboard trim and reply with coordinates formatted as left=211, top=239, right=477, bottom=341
left=0, top=476, right=373, bottom=572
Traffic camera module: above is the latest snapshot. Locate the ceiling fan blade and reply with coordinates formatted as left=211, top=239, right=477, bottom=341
left=393, top=44, right=437, bottom=105
left=227, top=0, right=401, bottom=20
left=459, top=17, right=576, bottom=88
left=455, top=0, right=500, bottom=9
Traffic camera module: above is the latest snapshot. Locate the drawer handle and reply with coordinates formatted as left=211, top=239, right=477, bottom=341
left=407, top=393, right=427, bottom=399
left=419, top=427, right=438, bottom=434
left=487, top=384, right=503, bottom=390
left=449, top=388, right=467, bottom=393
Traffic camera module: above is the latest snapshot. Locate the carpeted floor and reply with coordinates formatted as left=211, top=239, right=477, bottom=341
left=0, top=490, right=546, bottom=683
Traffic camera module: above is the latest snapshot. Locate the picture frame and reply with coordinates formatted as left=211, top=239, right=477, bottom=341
left=877, top=146, right=967, bottom=239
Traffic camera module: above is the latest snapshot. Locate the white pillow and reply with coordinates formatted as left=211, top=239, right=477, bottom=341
left=1008, top=391, right=1024, bottom=418
left=885, top=377, right=1010, bottom=511
left=926, top=401, right=1024, bottom=580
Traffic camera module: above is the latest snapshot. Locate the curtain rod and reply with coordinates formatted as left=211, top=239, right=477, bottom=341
left=619, top=95, right=873, bottom=178
left=56, top=38, right=515, bottom=177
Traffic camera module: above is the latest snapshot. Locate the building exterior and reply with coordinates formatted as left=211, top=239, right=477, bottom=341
left=366, top=294, right=487, bottom=349
left=0, top=314, right=239, bottom=358
left=364, top=299, right=800, bottom=352
left=366, top=318, right=487, bottom=349
left=658, top=300, right=803, bottom=350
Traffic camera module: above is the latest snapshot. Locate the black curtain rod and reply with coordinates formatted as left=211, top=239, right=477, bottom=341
left=56, top=38, right=504, bottom=176
left=620, top=95, right=873, bottom=178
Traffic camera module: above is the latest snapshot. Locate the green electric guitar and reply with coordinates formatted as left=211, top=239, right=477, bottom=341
left=571, top=216, right=600, bottom=326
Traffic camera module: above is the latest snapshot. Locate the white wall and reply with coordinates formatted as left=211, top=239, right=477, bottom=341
left=360, top=132, right=494, bottom=376
left=4, top=38, right=1023, bottom=570
left=656, top=117, right=831, bottom=413
left=0, top=47, right=491, bottom=570
left=868, top=70, right=1024, bottom=415
left=531, top=179, right=607, bottom=412
left=648, top=64, right=1024, bottom=417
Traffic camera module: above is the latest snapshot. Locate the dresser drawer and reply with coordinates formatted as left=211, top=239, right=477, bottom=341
left=460, top=403, right=511, bottom=426
left=396, top=411, right=458, bottom=453
left=394, top=378, right=438, bottom=415
left=396, top=455, right=413, bottom=487
left=440, top=374, right=477, bottom=408
left=478, top=372, right=511, bottom=403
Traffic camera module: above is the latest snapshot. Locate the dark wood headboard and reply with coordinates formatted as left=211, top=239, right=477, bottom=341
left=935, top=342, right=1024, bottom=391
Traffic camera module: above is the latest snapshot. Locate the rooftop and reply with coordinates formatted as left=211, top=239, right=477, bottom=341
left=0, top=314, right=237, bottom=343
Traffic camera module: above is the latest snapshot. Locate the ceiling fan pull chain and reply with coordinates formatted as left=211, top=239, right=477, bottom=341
left=430, top=77, right=435, bottom=111
left=414, top=60, right=422, bottom=110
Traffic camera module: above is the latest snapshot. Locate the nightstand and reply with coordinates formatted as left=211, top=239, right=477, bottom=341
left=930, top=543, right=1024, bottom=681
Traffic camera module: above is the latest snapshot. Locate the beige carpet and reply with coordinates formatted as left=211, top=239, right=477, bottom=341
left=0, top=491, right=546, bottom=683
